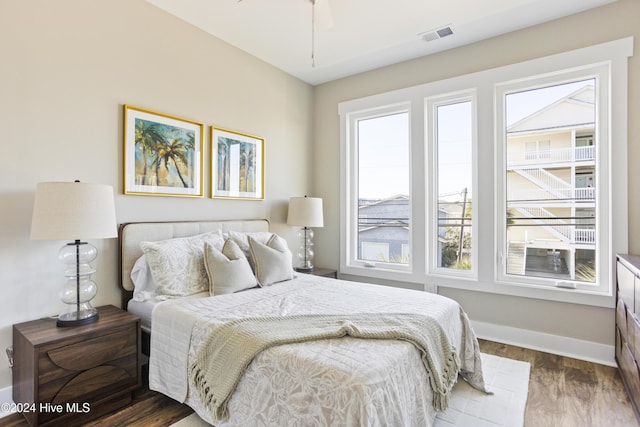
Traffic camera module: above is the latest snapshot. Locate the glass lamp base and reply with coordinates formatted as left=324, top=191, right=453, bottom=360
left=57, top=308, right=99, bottom=327
left=57, top=241, right=100, bottom=328
left=296, top=227, right=315, bottom=273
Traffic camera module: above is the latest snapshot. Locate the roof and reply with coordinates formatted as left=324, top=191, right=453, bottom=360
left=507, top=85, right=595, bottom=134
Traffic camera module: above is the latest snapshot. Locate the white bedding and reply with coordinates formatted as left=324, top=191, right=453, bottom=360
left=127, top=292, right=208, bottom=332
left=149, top=274, right=485, bottom=427
left=127, top=298, right=156, bottom=332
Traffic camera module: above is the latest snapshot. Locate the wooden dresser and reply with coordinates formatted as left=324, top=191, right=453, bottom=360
left=616, top=254, right=640, bottom=419
left=12, top=305, right=141, bottom=426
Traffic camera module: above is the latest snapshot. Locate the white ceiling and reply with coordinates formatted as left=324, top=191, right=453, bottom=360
left=146, top=0, right=616, bottom=86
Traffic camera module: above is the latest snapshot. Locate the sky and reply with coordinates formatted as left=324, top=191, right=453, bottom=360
left=357, top=112, right=409, bottom=199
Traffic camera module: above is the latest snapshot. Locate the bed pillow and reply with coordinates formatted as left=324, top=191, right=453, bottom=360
left=248, top=234, right=293, bottom=286
left=228, top=230, right=273, bottom=268
left=140, top=231, right=225, bottom=298
left=204, top=239, right=257, bottom=295
left=130, top=255, right=156, bottom=301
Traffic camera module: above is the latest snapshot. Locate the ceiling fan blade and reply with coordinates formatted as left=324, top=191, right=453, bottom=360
left=313, top=0, right=334, bottom=30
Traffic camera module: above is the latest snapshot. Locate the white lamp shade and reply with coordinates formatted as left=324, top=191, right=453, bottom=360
left=30, top=182, right=118, bottom=240
left=287, top=196, right=324, bottom=228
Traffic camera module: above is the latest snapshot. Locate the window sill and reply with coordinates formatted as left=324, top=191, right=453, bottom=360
left=340, top=264, right=420, bottom=284
left=341, top=263, right=615, bottom=307
left=432, top=277, right=615, bottom=308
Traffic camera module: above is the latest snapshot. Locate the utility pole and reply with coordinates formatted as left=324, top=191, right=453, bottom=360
left=457, top=187, right=468, bottom=264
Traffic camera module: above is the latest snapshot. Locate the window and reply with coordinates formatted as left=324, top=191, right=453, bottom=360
left=525, top=140, right=551, bottom=160
left=428, top=96, right=476, bottom=275
left=344, top=105, right=411, bottom=272
left=340, top=38, right=631, bottom=306
left=497, top=74, right=603, bottom=289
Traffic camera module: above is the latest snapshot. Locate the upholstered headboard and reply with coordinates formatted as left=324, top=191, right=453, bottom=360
left=118, top=219, right=270, bottom=307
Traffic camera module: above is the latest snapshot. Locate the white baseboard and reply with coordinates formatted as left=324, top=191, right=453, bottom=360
left=0, top=385, right=14, bottom=418
left=472, top=320, right=616, bottom=367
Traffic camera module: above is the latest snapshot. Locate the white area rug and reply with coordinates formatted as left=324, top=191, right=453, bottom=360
left=435, top=353, right=530, bottom=427
left=170, top=353, right=530, bottom=427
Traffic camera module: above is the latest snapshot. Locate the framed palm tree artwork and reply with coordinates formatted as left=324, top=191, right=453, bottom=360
left=211, top=126, right=264, bottom=200
left=123, top=105, right=204, bottom=197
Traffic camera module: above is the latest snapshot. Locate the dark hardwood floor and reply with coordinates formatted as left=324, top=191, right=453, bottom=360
left=2, top=340, right=638, bottom=426
left=0, top=387, right=193, bottom=427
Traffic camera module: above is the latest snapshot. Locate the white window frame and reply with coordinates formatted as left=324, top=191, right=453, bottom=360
left=426, top=91, right=478, bottom=280
left=495, top=65, right=609, bottom=294
left=340, top=101, right=417, bottom=281
left=339, top=37, right=631, bottom=307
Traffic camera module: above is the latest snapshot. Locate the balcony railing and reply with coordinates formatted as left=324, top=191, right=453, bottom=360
left=508, top=187, right=595, bottom=201
left=512, top=207, right=596, bottom=244
left=508, top=145, right=595, bottom=165
left=575, top=229, right=596, bottom=243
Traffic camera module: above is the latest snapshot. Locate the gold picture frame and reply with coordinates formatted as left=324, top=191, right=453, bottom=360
left=211, top=126, right=264, bottom=200
left=123, top=104, right=204, bottom=197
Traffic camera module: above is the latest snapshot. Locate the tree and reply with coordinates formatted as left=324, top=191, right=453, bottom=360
left=442, top=227, right=472, bottom=270
left=151, top=135, right=193, bottom=188
left=134, top=120, right=167, bottom=185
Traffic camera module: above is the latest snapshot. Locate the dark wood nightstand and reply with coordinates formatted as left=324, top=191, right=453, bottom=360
left=308, top=267, right=338, bottom=279
left=12, top=305, right=141, bottom=426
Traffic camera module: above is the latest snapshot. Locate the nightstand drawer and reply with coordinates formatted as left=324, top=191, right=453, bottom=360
left=39, top=348, right=138, bottom=404
left=45, top=325, right=137, bottom=371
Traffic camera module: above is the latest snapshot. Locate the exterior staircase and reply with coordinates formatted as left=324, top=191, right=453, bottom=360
left=516, top=206, right=572, bottom=242
left=511, top=168, right=571, bottom=200
left=508, top=166, right=595, bottom=245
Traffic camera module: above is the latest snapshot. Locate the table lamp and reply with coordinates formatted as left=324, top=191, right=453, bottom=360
left=287, top=196, right=323, bottom=272
left=30, top=181, right=117, bottom=327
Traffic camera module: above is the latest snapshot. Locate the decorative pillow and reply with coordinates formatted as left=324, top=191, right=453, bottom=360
left=204, top=239, right=257, bottom=295
left=130, top=255, right=156, bottom=301
left=140, top=231, right=225, bottom=298
left=228, top=230, right=273, bottom=259
left=248, top=234, right=293, bottom=286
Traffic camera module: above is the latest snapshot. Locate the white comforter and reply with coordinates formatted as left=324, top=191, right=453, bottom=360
left=149, top=274, right=485, bottom=427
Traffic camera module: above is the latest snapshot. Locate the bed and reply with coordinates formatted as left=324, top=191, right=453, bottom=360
left=119, top=219, right=488, bottom=426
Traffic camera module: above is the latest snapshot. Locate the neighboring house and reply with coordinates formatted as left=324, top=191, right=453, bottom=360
left=506, top=85, right=596, bottom=281
left=358, top=195, right=471, bottom=267
left=358, top=195, right=409, bottom=263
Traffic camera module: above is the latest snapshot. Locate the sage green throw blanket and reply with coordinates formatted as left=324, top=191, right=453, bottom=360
left=189, top=313, right=460, bottom=421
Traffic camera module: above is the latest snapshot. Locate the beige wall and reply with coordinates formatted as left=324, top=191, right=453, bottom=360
left=0, top=0, right=313, bottom=391
left=313, top=0, right=639, bottom=352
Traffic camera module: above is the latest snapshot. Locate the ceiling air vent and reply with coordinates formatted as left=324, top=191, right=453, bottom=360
left=419, top=25, right=454, bottom=42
